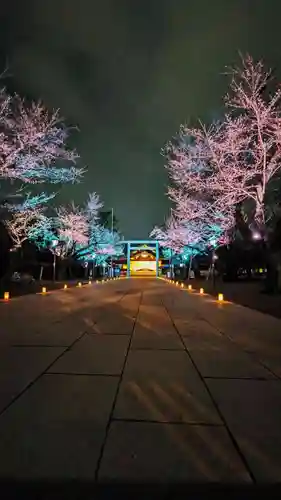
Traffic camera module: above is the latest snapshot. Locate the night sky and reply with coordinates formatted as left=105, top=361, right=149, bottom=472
left=1, top=0, right=281, bottom=238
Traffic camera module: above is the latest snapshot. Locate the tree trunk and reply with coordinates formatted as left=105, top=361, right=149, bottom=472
left=187, top=255, right=193, bottom=281
left=263, top=247, right=279, bottom=293
left=39, top=265, right=44, bottom=281
left=2, top=247, right=21, bottom=283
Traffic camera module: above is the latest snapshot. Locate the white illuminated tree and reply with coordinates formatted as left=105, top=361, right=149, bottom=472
left=85, top=192, right=103, bottom=221
left=176, top=56, right=281, bottom=235
left=0, top=89, right=83, bottom=184
left=151, top=215, right=187, bottom=254
left=165, top=127, right=235, bottom=246
left=4, top=192, right=56, bottom=249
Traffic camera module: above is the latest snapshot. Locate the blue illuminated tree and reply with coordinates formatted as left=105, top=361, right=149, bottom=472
left=0, top=87, right=85, bottom=254
left=4, top=192, right=56, bottom=249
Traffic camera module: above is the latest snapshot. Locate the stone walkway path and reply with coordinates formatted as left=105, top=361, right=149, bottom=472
left=0, top=278, right=281, bottom=487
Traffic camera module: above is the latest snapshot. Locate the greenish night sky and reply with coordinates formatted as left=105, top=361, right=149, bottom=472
left=1, top=0, right=281, bottom=238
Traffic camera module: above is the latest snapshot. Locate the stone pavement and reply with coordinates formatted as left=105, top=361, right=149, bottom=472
left=0, top=277, right=281, bottom=487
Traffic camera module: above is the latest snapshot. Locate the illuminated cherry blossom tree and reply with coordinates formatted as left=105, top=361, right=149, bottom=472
left=55, top=203, right=89, bottom=258
left=151, top=215, right=202, bottom=277
left=88, top=224, right=124, bottom=263
left=165, top=127, right=235, bottom=246
left=0, top=88, right=83, bottom=185
left=4, top=192, right=56, bottom=249
left=27, top=192, right=106, bottom=262
left=151, top=215, right=187, bottom=254
left=85, top=192, right=103, bottom=221
left=172, top=56, right=281, bottom=237
left=0, top=86, right=86, bottom=257
left=52, top=193, right=123, bottom=267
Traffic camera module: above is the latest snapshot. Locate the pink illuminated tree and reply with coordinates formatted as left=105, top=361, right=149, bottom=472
left=54, top=192, right=106, bottom=260
left=0, top=88, right=83, bottom=185
left=151, top=215, right=188, bottom=254
left=164, top=132, right=235, bottom=250
left=173, top=56, right=281, bottom=236
left=55, top=203, right=89, bottom=258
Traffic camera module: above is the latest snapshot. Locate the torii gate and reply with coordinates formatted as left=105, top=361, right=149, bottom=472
left=122, top=240, right=160, bottom=278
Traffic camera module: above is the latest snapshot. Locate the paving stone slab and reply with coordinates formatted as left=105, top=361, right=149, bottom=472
left=206, top=379, right=281, bottom=432
left=93, top=306, right=135, bottom=334
left=256, top=357, right=281, bottom=378
left=98, top=421, right=251, bottom=482
left=131, top=329, right=184, bottom=350
left=119, top=292, right=141, bottom=312
left=174, top=318, right=222, bottom=337
left=185, top=343, right=274, bottom=379
left=221, top=329, right=281, bottom=367
left=48, top=334, right=129, bottom=375
left=0, top=374, right=118, bottom=479
left=114, top=350, right=221, bottom=423
left=136, top=306, right=176, bottom=336
left=229, top=430, right=281, bottom=482
left=0, top=347, right=65, bottom=413
left=181, top=332, right=236, bottom=350
left=6, top=320, right=87, bottom=347
left=140, top=294, right=163, bottom=306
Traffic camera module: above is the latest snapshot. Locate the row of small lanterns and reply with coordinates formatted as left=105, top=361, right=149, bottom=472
left=2, top=276, right=122, bottom=301
left=164, top=278, right=224, bottom=302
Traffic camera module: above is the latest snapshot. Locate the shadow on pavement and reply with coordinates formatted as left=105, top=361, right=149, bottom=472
left=0, top=480, right=274, bottom=500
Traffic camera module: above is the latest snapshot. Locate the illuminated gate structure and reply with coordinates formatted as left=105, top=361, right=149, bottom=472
left=123, top=240, right=160, bottom=277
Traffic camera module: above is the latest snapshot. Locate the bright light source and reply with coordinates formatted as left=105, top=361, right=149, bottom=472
left=181, top=283, right=184, bottom=288
left=218, top=293, right=224, bottom=302
left=64, top=284, right=68, bottom=289
left=213, top=254, right=218, bottom=261
left=200, top=288, right=204, bottom=295
left=188, top=285, right=192, bottom=291
left=88, top=280, right=92, bottom=285
left=176, top=281, right=179, bottom=285
left=77, top=282, right=82, bottom=287
left=96, top=280, right=99, bottom=283
left=252, top=231, right=261, bottom=240
left=42, top=287, right=47, bottom=294
left=4, top=291, right=9, bottom=301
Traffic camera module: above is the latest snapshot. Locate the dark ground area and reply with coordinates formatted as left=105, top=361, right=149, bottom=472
left=0, top=279, right=94, bottom=300
left=187, top=278, right=281, bottom=320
